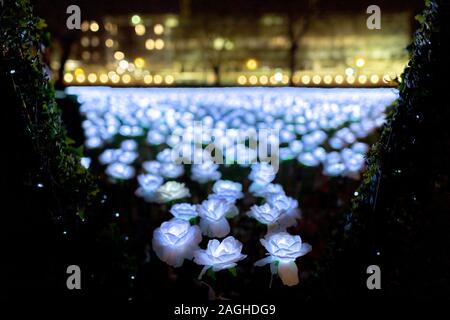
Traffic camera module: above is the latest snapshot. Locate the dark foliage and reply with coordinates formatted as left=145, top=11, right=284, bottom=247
left=326, top=0, right=450, bottom=300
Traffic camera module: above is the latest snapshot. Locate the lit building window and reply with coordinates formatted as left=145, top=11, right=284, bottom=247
left=114, top=51, right=125, bottom=60
left=105, top=39, right=114, bottom=48
left=81, top=21, right=89, bottom=32
left=154, top=24, right=164, bottom=35
left=155, top=39, right=165, bottom=50
left=90, top=21, right=99, bottom=32
left=131, top=15, right=141, bottom=25
left=246, top=59, right=258, bottom=70
left=134, top=58, right=145, bottom=69
left=135, top=24, right=146, bottom=36
left=356, top=58, right=365, bottom=68
left=145, top=39, right=155, bottom=50
left=91, top=36, right=100, bottom=47
left=81, top=36, right=90, bottom=47
left=81, top=51, right=91, bottom=60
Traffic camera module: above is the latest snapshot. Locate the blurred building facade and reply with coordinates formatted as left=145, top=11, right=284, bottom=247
left=58, top=4, right=414, bottom=87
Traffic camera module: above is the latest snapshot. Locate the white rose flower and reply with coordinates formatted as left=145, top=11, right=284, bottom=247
left=209, top=180, right=244, bottom=202
left=191, top=161, right=221, bottom=184
left=266, top=194, right=300, bottom=227
left=197, top=199, right=238, bottom=238
left=248, top=162, right=276, bottom=186
left=142, top=160, right=161, bottom=175
left=135, top=174, right=164, bottom=202
left=170, top=203, right=198, bottom=221
left=120, top=139, right=138, bottom=151
left=248, top=203, right=282, bottom=225
left=117, top=150, right=139, bottom=164
left=193, top=236, right=247, bottom=279
left=105, top=162, right=135, bottom=180
left=156, top=181, right=191, bottom=203
left=160, top=163, right=184, bottom=179
left=99, top=149, right=121, bottom=165
left=152, top=219, right=202, bottom=267
left=251, top=183, right=285, bottom=198
left=255, top=232, right=311, bottom=286
left=157, top=148, right=174, bottom=163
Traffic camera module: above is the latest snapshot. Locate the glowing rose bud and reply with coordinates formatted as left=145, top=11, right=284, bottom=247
left=248, top=162, right=276, bottom=186
left=142, top=160, right=161, bottom=175
left=120, top=139, right=138, bottom=151
left=156, top=181, right=191, bottom=203
left=248, top=203, right=282, bottom=225
left=194, top=236, right=247, bottom=279
left=105, top=162, right=135, bottom=180
left=170, top=203, right=198, bottom=221
left=209, top=180, right=243, bottom=203
left=197, top=198, right=238, bottom=238
left=99, top=149, right=121, bottom=165
left=135, top=173, right=164, bottom=202
left=191, top=161, right=221, bottom=184
left=160, top=163, right=184, bottom=179
left=157, top=148, right=174, bottom=163
left=255, top=232, right=311, bottom=286
left=266, top=194, right=300, bottom=227
left=251, top=183, right=285, bottom=198
left=152, top=219, right=202, bottom=267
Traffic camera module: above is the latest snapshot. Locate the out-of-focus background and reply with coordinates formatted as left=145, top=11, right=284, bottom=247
left=35, top=0, right=422, bottom=88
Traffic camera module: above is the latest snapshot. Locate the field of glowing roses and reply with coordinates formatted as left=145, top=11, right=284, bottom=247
left=67, top=87, right=397, bottom=298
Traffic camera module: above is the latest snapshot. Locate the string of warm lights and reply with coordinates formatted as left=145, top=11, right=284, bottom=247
left=62, top=15, right=403, bottom=86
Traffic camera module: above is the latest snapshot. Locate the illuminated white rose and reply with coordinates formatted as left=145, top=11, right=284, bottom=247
left=117, top=150, right=139, bottom=164
left=197, top=199, right=238, bottom=238
left=251, top=183, right=285, bottom=198
left=135, top=174, right=164, bottom=202
left=142, top=160, right=161, bottom=175
left=160, top=163, right=184, bottom=179
left=248, top=203, right=282, bottom=225
left=152, top=219, right=202, bottom=267
left=193, top=236, right=247, bottom=279
left=191, top=161, right=221, bottom=184
left=120, top=139, right=138, bottom=151
left=157, top=148, right=174, bottom=163
left=156, top=181, right=191, bottom=203
left=99, top=149, right=121, bottom=165
left=255, top=232, right=311, bottom=286
left=105, top=162, right=135, bottom=180
left=170, top=203, right=198, bottom=221
left=209, top=180, right=243, bottom=203
left=248, top=163, right=276, bottom=186
left=266, top=194, right=300, bottom=227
